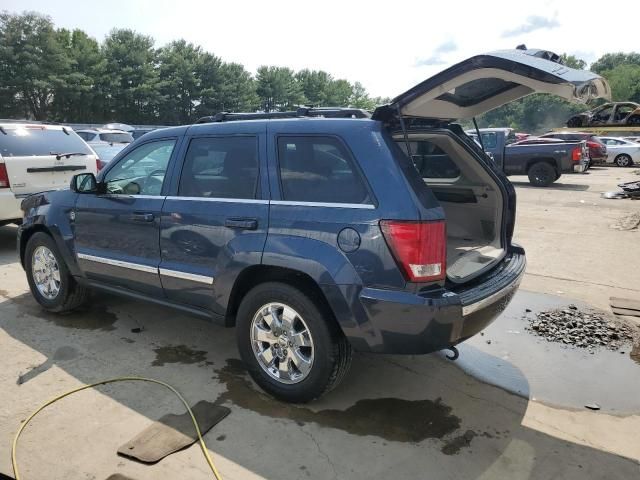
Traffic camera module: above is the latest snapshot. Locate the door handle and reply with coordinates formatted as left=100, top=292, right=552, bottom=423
left=130, top=212, right=155, bottom=222
left=225, top=217, right=258, bottom=230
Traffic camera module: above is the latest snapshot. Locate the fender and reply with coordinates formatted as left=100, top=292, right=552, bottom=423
left=19, top=190, right=83, bottom=277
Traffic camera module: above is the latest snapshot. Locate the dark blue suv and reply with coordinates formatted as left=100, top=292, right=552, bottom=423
left=18, top=48, right=609, bottom=402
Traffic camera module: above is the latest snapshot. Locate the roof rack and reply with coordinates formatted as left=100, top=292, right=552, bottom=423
left=194, top=107, right=370, bottom=124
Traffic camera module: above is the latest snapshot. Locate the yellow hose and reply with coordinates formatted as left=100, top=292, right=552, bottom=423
left=11, top=377, right=223, bottom=480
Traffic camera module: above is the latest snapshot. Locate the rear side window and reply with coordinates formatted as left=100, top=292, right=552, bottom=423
left=398, top=141, right=461, bottom=180
left=179, top=136, right=258, bottom=199
left=277, top=136, right=370, bottom=204
left=0, top=127, right=93, bottom=157
left=480, top=132, right=497, bottom=149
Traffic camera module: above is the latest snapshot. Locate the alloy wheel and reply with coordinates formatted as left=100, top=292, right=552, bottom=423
left=250, top=302, right=314, bottom=384
left=31, top=246, right=61, bottom=300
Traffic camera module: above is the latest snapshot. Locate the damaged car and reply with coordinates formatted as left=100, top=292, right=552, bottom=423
left=566, top=101, right=640, bottom=127
left=18, top=48, right=610, bottom=402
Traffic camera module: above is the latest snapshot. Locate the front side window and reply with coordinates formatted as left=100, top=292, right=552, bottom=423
left=277, top=136, right=370, bottom=204
left=104, top=139, right=175, bottom=196
left=178, top=136, right=258, bottom=199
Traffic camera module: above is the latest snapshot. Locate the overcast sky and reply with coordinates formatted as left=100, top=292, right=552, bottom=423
left=3, top=0, right=638, bottom=98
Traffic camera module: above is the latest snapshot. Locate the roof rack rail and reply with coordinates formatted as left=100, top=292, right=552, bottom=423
left=194, top=107, right=370, bottom=124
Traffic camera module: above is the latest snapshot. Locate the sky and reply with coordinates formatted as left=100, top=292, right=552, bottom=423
left=3, top=0, right=639, bottom=98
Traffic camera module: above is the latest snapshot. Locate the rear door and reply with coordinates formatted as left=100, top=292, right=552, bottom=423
left=74, top=137, right=178, bottom=296
left=374, top=48, right=611, bottom=121
left=159, top=128, right=269, bottom=314
left=0, top=125, right=96, bottom=195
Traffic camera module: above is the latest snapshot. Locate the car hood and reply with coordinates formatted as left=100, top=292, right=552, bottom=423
left=373, top=48, right=611, bottom=121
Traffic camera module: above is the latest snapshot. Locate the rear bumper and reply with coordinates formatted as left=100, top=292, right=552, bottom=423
left=344, top=247, right=526, bottom=354
left=573, top=163, right=587, bottom=173
left=0, top=190, right=22, bottom=223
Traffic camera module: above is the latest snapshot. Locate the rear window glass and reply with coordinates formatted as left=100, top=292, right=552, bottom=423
left=99, top=132, right=133, bottom=143
left=0, top=127, right=93, bottom=157
left=277, top=136, right=370, bottom=204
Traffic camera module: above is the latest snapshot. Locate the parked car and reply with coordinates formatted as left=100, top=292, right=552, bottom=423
left=132, top=128, right=156, bottom=140
left=75, top=128, right=133, bottom=144
left=598, top=136, right=640, bottom=167
left=566, top=102, right=640, bottom=127
left=89, top=143, right=128, bottom=171
left=0, top=123, right=97, bottom=226
left=17, top=47, right=609, bottom=401
left=539, top=131, right=607, bottom=163
left=466, top=128, right=589, bottom=186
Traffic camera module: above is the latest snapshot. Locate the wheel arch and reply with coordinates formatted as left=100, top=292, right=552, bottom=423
left=225, top=265, right=342, bottom=333
left=526, top=157, right=559, bottom=174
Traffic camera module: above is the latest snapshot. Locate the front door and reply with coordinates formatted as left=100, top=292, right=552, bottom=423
left=159, top=131, right=269, bottom=314
left=74, top=138, right=178, bottom=296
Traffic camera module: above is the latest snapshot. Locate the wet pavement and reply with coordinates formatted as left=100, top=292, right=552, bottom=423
left=455, top=290, right=640, bottom=413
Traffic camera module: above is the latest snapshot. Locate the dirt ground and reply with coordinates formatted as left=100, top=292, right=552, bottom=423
left=0, top=166, right=639, bottom=479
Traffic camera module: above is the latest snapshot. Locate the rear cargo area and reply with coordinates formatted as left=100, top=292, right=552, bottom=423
left=398, top=132, right=505, bottom=283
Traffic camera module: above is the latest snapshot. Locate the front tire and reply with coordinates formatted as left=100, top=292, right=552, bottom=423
left=527, top=162, right=556, bottom=187
left=614, top=154, right=633, bottom=167
left=25, top=232, right=89, bottom=313
left=236, top=282, right=352, bottom=403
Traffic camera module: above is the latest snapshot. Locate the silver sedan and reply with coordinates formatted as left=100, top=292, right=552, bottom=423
left=599, top=137, right=640, bottom=167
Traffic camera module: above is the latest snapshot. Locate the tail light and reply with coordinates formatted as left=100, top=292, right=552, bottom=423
left=571, top=146, right=582, bottom=162
left=0, top=163, right=9, bottom=188
left=587, top=140, right=605, bottom=153
left=96, top=158, right=103, bottom=172
left=380, top=220, right=446, bottom=282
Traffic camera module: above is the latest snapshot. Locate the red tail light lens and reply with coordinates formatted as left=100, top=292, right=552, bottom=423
left=380, top=220, right=446, bottom=282
left=96, top=158, right=103, bottom=172
left=571, top=146, right=582, bottom=162
left=0, top=163, right=9, bottom=188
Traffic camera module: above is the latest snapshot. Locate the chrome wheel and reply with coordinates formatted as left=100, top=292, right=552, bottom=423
left=250, top=302, right=314, bottom=384
left=31, top=246, right=61, bottom=300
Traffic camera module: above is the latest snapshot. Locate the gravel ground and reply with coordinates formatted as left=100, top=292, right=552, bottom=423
left=525, top=304, right=639, bottom=353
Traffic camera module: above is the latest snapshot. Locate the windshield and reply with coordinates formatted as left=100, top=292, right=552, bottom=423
left=0, top=127, right=93, bottom=157
left=99, top=132, right=133, bottom=143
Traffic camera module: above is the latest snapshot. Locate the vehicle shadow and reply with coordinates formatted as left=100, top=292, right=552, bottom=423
left=510, top=181, right=590, bottom=191
left=1, top=292, right=638, bottom=479
left=0, top=225, right=19, bottom=267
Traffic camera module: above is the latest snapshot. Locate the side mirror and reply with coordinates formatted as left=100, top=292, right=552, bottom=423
left=71, top=173, right=98, bottom=193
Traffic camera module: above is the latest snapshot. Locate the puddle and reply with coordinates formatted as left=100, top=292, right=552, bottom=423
left=215, top=359, right=461, bottom=443
left=455, top=291, right=640, bottom=413
left=11, top=294, right=117, bottom=331
left=17, top=346, right=79, bottom=384
left=152, top=345, right=208, bottom=366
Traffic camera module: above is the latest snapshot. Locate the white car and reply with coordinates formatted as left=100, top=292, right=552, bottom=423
left=623, top=136, right=640, bottom=143
left=0, top=123, right=97, bottom=225
left=599, top=137, right=640, bottom=167
left=75, top=128, right=133, bottom=145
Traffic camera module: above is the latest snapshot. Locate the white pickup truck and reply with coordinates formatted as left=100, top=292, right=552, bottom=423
left=0, top=123, right=97, bottom=225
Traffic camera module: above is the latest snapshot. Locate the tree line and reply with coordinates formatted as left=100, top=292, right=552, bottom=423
left=0, top=12, right=389, bottom=124
left=1, top=11, right=639, bottom=133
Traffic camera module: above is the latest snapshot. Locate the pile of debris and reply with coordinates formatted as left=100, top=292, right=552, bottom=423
left=526, top=305, right=636, bottom=351
left=602, top=180, right=640, bottom=199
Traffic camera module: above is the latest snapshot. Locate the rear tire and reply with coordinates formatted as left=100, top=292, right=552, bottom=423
left=236, top=282, right=352, bottom=403
left=566, top=116, right=583, bottom=128
left=614, top=154, right=633, bottom=167
left=25, top=232, right=89, bottom=313
left=527, top=162, right=556, bottom=187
